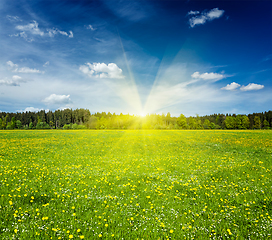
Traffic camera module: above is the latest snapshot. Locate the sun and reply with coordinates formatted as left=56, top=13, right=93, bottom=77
left=140, top=112, right=146, bottom=117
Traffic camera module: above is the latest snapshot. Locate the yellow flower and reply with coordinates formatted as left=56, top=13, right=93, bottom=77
left=170, top=229, right=174, bottom=233
left=77, top=229, right=81, bottom=232
left=80, top=236, right=84, bottom=239
left=14, top=229, right=18, bottom=233
left=69, top=235, right=73, bottom=239
left=105, top=224, right=108, bottom=227
left=99, top=234, right=102, bottom=237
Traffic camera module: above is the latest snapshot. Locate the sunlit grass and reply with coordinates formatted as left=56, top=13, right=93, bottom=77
left=0, top=130, right=271, bottom=239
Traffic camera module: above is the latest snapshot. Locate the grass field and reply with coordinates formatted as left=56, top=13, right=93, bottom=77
left=0, top=130, right=271, bottom=239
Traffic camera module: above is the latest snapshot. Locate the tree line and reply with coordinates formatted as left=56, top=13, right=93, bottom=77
left=0, top=109, right=271, bottom=130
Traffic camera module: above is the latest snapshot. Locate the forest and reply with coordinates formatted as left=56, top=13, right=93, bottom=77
left=0, top=109, right=271, bottom=130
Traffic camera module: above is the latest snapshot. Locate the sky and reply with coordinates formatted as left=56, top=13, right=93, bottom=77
left=0, top=0, right=271, bottom=117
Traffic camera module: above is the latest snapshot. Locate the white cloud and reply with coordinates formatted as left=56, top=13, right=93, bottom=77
left=14, top=67, right=44, bottom=73
left=188, top=10, right=200, bottom=15
left=206, top=8, right=225, bottom=20
left=12, top=75, right=22, bottom=81
left=7, top=60, right=18, bottom=68
left=17, top=107, right=42, bottom=112
left=16, top=20, right=45, bottom=36
left=43, top=61, right=50, bottom=67
left=221, top=82, right=241, bottom=91
left=0, top=79, right=19, bottom=86
left=191, top=71, right=226, bottom=81
left=7, top=15, right=22, bottom=22
left=79, top=62, right=125, bottom=79
left=0, top=75, right=26, bottom=86
left=240, top=83, right=264, bottom=91
left=188, top=8, right=225, bottom=28
left=42, top=94, right=72, bottom=105
left=68, top=31, right=73, bottom=38
left=86, top=25, right=95, bottom=30
left=7, top=61, right=44, bottom=73
left=12, top=20, right=73, bottom=40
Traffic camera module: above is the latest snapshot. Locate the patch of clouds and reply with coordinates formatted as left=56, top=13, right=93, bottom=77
left=16, top=20, right=44, bottom=36
left=17, top=107, right=47, bottom=113
left=188, top=8, right=225, bottom=28
left=7, top=61, right=44, bottom=73
left=191, top=71, right=226, bottom=81
left=86, top=25, right=95, bottom=30
left=7, top=15, right=22, bottom=22
left=57, top=106, right=71, bottom=111
left=7, top=60, right=18, bottom=69
left=188, top=10, right=200, bottom=15
left=10, top=20, right=73, bottom=41
left=15, top=67, right=44, bottom=73
left=79, top=62, right=125, bottom=79
left=42, top=94, right=72, bottom=105
left=221, top=82, right=264, bottom=91
left=240, top=83, right=264, bottom=91
left=0, top=75, right=27, bottom=86
left=221, top=82, right=241, bottom=91
left=43, top=61, right=50, bottom=67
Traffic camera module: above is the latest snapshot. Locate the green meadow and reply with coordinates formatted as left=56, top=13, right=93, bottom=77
left=0, top=130, right=271, bottom=239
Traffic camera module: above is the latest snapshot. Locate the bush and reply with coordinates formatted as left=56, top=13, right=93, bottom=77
left=36, top=122, right=50, bottom=129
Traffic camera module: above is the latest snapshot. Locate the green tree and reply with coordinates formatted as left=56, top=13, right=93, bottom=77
left=235, top=115, right=243, bottom=129
left=241, top=115, right=250, bottom=129
left=224, top=116, right=235, bottom=129
left=263, top=119, right=270, bottom=129
left=10, top=117, right=16, bottom=129
left=177, top=114, right=187, bottom=129
left=253, top=116, right=261, bottom=129
left=188, top=117, right=196, bottom=129
left=16, top=120, right=22, bottom=129
left=0, top=118, right=2, bottom=129
left=203, top=119, right=211, bottom=129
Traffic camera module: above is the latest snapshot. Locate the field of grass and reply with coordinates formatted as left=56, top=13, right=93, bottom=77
left=0, top=130, right=271, bottom=239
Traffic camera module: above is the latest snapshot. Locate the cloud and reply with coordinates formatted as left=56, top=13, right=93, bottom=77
left=7, top=61, right=44, bottom=73
left=240, top=83, right=264, bottom=91
left=188, top=10, right=200, bottom=15
left=188, top=8, right=225, bottom=28
left=12, top=20, right=73, bottom=40
left=0, top=79, right=19, bottom=86
left=0, top=75, right=27, bottom=86
left=221, top=82, right=241, bottom=91
left=7, top=60, right=18, bottom=68
left=191, top=71, right=226, bottom=81
left=42, top=94, right=72, bottom=105
left=17, top=107, right=42, bottom=113
left=43, top=61, right=50, bottom=67
left=79, top=62, right=125, bottom=79
left=16, top=20, right=45, bottom=36
left=7, top=15, right=22, bottom=22
left=86, top=25, right=95, bottom=30
left=14, top=67, right=44, bottom=73
left=68, top=31, right=73, bottom=38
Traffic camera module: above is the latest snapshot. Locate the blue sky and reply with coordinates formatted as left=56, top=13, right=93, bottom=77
left=0, top=0, right=271, bottom=116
